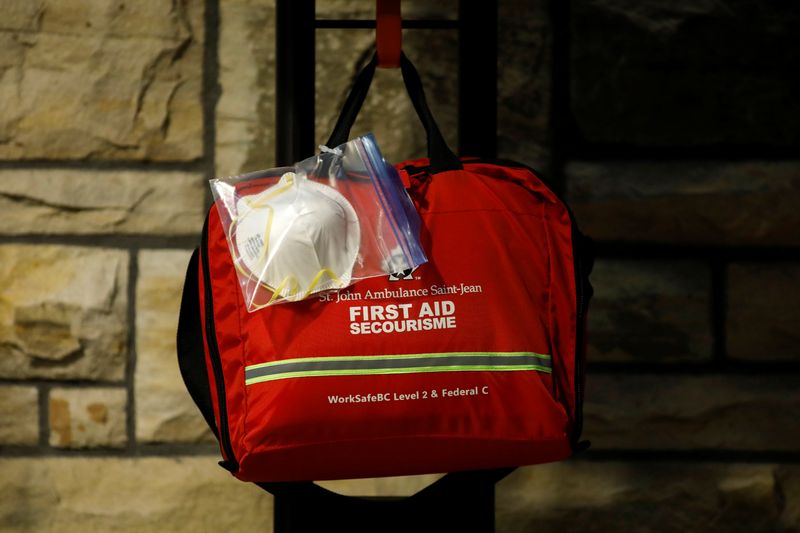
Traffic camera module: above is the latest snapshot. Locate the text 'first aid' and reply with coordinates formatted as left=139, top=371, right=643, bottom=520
left=348, top=300, right=457, bottom=335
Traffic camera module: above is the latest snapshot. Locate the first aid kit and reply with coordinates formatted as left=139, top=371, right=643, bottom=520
left=209, top=134, right=427, bottom=311
left=177, top=53, right=593, bottom=483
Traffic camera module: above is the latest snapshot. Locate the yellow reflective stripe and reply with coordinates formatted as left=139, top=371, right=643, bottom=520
left=244, top=351, right=553, bottom=385
left=246, top=364, right=552, bottom=386
left=246, top=351, right=551, bottom=372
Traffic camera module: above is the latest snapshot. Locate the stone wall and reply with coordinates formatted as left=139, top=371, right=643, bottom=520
left=1, top=1, right=798, bottom=531
left=561, top=1, right=800, bottom=532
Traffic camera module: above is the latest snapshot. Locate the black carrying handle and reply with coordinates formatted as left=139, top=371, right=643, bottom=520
left=326, top=52, right=462, bottom=174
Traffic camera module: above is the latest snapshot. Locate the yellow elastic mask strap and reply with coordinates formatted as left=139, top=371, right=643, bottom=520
left=248, top=269, right=340, bottom=310
left=227, top=173, right=296, bottom=283
left=245, top=173, right=295, bottom=209
left=238, top=173, right=295, bottom=266
left=303, top=267, right=344, bottom=297
left=227, top=217, right=257, bottom=282
left=255, top=205, right=275, bottom=266
left=265, top=275, right=300, bottom=306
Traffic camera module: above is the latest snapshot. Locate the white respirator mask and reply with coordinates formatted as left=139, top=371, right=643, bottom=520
left=230, top=172, right=360, bottom=304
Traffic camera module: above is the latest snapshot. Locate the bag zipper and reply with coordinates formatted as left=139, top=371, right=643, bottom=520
left=399, top=157, right=592, bottom=447
left=201, top=214, right=239, bottom=473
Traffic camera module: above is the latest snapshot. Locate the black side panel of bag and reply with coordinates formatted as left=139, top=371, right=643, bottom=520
left=571, top=230, right=594, bottom=449
left=176, top=248, right=219, bottom=438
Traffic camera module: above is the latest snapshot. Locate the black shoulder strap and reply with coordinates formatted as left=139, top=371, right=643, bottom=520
left=326, top=53, right=462, bottom=174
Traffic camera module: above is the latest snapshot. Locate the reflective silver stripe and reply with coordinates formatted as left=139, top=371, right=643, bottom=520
left=245, top=352, right=551, bottom=385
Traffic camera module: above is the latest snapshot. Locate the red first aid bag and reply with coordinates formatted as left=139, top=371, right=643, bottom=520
left=177, top=54, right=593, bottom=483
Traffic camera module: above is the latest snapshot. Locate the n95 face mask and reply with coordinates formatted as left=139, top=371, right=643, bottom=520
left=231, top=172, right=360, bottom=303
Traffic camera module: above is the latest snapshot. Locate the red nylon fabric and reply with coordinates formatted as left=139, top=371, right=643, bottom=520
left=200, top=161, right=583, bottom=482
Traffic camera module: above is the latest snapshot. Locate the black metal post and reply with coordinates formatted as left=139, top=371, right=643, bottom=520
left=276, top=0, right=316, bottom=165
left=271, top=2, right=503, bottom=531
left=458, top=0, right=498, bottom=158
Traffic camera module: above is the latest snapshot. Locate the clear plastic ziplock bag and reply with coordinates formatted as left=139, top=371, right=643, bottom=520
left=210, top=133, right=427, bottom=311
